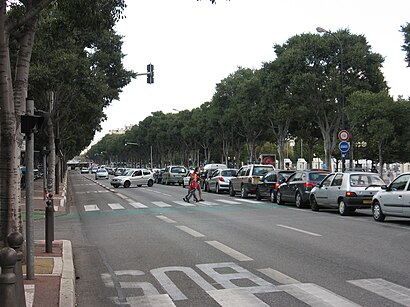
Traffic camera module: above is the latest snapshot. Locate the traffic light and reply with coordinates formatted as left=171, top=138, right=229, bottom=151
left=147, top=63, right=154, bottom=84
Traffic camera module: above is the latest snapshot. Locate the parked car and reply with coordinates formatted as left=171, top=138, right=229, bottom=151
left=95, top=167, right=109, bottom=180
left=156, top=168, right=165, bottom=184
left=80, top=167, right=89, bottom=174
left=276, top=170, right=329, bottom=208
left=161, top=165, right=188, bottom=185
left=310, top=171, right=385, bottom=215
left=110, top=168, right=154, bottom=188
left=114, top=167, right=127, bottom=176
left=199, top=164, right=228, bottom=189
left=183, top=170, right=194, bottom=188
left=205, top=168, right=238, bottom=193
left=229, top=164, right=275, bottom=198
left=91, top=166, right=99, bottom=174
left=372, top=172, right=410, bottom=222
left=255, top=170, right=295, bottom=202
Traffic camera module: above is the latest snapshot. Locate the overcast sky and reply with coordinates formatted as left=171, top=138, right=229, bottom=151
left=90, top=0, right=410, bottom=147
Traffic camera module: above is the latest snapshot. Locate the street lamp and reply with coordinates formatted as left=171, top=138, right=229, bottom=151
left=316, top=26, right=346, bottom=171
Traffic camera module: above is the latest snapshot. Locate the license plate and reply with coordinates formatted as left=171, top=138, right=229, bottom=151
left=363, top=199, right=372, bottom=204
left=252, top=177, right=260, bottom=183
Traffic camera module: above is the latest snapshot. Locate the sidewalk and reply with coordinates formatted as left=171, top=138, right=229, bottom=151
left=20, top=175, right=75, bottom=307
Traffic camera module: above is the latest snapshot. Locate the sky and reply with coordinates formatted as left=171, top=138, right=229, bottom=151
left=90, top=0, right=410, bottom=147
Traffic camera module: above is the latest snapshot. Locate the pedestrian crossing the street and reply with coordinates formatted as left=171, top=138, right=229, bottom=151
left=81, top=197, right=267, bottom=212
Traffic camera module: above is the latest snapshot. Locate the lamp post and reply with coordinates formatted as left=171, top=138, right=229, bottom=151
left=316, top=26, right=346, bottom=171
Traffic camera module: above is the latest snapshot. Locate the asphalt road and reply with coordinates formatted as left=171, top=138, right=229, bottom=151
left=52, top=170, right=410, bottom=306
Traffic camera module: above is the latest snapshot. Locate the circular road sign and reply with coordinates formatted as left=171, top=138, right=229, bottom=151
left=338, top=130, right=350, bottom=141
left=339, top=141, right=350, bottom=153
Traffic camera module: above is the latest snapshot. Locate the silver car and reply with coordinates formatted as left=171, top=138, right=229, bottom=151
left=310, top=171, right=385, bottom=215
left=110, top=168, right=154, bottom=188
left=372, top=172, right=410, bottom=222
left=205, top=168, right=238, bottom=193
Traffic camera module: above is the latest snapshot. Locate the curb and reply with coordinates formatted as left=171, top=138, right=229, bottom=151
left=59, top=240, right=75, bottom=307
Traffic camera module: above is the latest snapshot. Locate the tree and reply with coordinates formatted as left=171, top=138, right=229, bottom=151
left=273, top=30, right=386, bottom=170
left=401, top=22, right=410, bottom=67
left=346, top=91, right=396, bottom=174
left=0, top=0, right=127, bottom=247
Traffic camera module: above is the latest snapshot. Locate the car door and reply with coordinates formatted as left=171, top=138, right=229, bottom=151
left=326, top=173, right=344, bottom=207
left=381, top=174, right=410, bottom=214
left=142, top=170, right=152, bottom=185
left=313, top=174, right=335, bottom=206
left=402, top=177, right=410, bottom=217
left=287, top=172, right=304, bottom=201
left=131, top=169, right=143, bottom=185
left=208, top=169, right=219, bottom=192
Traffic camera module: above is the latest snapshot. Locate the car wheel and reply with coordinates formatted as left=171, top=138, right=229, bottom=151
left=295, top=192, right=303, bottom=208
left=215, top=184, right=221, bottom=194
left=338, top=199, right=349, bottom=216
left=276, top=190, right=284, bottom=205
left=229, top=184, right=235, bottom=196
left=310, top=196, right=319, bottom=211
left=124, top=181, right=131, bottom=188
left=241, top=185, right=248, bottom=199
left=373, top=201, right=386, bottom=222
left=112, top=185, right=119, bottom=189
left=270, top=190, right=276, bottom=203
left=147, top=180, right=153, bottom=187
left=256, top=189, right=262, bottom=200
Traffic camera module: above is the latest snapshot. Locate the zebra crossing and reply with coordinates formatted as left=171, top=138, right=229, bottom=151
left=82, top=198, right=262, bottom=212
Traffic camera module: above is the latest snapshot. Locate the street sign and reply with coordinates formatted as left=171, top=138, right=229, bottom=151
left=339, top=141, right=350, bottom=153
left=338, top=130, right=350, bottom=141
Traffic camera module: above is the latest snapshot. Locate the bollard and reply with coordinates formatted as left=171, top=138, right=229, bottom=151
left=45, top=193, right=54, bottom=253
left=0, top=247, right=18, bottom=307
left=8, top=232, right=27, bottom=307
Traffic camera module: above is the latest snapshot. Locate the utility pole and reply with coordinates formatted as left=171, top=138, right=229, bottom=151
left=25, top=98, right=35, bottom=280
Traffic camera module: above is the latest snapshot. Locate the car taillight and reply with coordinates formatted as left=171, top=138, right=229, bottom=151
left=218, top=177, right=225, bottom=182
left=248, top=177, right=252, bottom=183
left=345, top=191, right=357, bottom=197
left=304, top=182, right=316, bottom=188
left=274, top=182, right=280, bottom=190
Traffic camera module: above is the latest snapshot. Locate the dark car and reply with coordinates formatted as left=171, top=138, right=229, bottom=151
left=256, top=170, right=295, bottom=202
left=276, top=170, right=330, bottom=208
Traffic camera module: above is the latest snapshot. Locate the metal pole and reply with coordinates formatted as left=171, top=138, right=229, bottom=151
left=45, top=194, right=54, bottom=253
left=25, top=98, right=35, bottom=280
left=150, top=145, right=153, bottom=169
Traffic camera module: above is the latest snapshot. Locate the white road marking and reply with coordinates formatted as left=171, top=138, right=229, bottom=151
left=152, top=201, right=172, bottom=208
left=277, top=224, right=322, bottom=237
left=117, top=193, right=128, bottom=199
left=234, top=199, right=261, bottom=204
left=176, top=226, right=205, bottom=237
left=108, top=203, right=125, bottom=210
left=215, top=199, right=241, bottom=205
left=128, top=202, right=148, bottom=209
left=348, top=278, right=410, bottom=305
left=278, top=283, right=361, bottom=307
left=205, top=241, right=253, bottom=261
left=173, top=200, right=195, bottom=207
left=207, top=288, right=269, bottom=306
left=156, top=215, right=176, bottom=223
left=258, top=268, right=300, bottom=284
left=199, top=201, right=219, bottom=206
left=84, top=205, right=99, bottom=212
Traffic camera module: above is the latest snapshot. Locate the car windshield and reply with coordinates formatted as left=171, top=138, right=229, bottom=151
left=221, top=170, right=236, bottom=177
left=350, top=174, right=385, bottom=187
left=122, top=169, right=135, bottom=176
left=252, top=166, right=273, bottom=176
left=172, top=167, right=186, bottom=173
left=309, top=172, right=328, bottom=182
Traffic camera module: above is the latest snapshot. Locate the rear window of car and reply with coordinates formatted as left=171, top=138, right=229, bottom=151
left=350, top=174, right=385, bottom=187
left=171, top=167, right=186, bottom=173
left=221, top=170, right=236, bottom=177
left=252, top=166, right=274, bottom=176
left=309, top=172, right=328, bottom=182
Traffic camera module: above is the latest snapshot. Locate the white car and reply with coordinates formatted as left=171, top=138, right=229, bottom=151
left=80, top=167, right=89, bottom=174
left=110, top=168, right=154, bottom=188
left=183, top=170, right=194, bottom=188
left=95, top=168, right=109, bottom=180
left=372, top=172, right=410, bottom=222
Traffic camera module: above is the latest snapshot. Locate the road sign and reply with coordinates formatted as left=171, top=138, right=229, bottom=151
left=339, top=141, right=350, bottom=153
left=338, top=130, right=350, bottom=141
